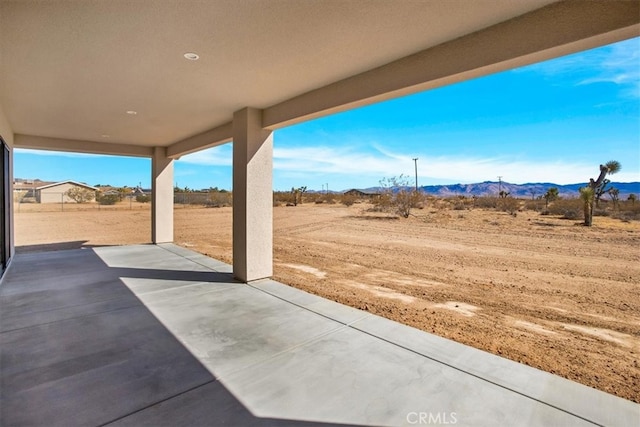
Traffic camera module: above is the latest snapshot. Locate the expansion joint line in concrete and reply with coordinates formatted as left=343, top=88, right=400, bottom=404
left=98, top=379, right=217, bottom=426
left=348, top=325, right=604, bottom=427
left=0, top=303, right=139, bottom=334
left=157, top=244, right=235, bottom=276
left=154, top=245, right=603, bottom=426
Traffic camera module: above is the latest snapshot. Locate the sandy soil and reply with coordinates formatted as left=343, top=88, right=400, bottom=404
left=14, top=203, right=640, bottom=403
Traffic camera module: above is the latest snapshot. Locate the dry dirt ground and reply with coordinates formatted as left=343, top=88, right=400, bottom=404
left=14, top=203, right=640, bottom=403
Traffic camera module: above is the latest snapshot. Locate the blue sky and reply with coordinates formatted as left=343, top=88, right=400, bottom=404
left=15, top=37, right=640, bottom=191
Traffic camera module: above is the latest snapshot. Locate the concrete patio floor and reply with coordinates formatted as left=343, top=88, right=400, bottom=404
left=1, top=244, right=638, bottom=426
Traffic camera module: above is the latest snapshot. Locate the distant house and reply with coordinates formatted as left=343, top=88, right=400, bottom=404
left=133, top=186, right=151, bottom=196
left=36, top=181, right=98, bottom=203
left=344, top=189, right=380, bottom=198
left=13, top=179, right=55, bottom=202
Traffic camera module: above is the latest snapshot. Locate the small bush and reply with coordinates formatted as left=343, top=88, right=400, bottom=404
left=340, top=194, right=358, bottom=206
left=323, top=194, right=336, bottom=204
left=136, top=194, right=150, bottom=203
left=66, top=187, right=95, bottom=203
left=561, top=210, right=580, bottom=220
left=273, top=191, right=295, bottom=206
left=474, top=196, right=499, bottom=209
left=97, top=194, right=119, bottom=205
left=205, top=192, right=232, bottom=207
left=523, top=200, right=541, bottom=211
left=612, top=211, right=640, bottom=222
left=547, top=199, right=582, bottom=216
left=498, top=197, right=520, bottom=215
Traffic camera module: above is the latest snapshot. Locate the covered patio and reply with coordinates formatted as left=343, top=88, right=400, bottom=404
left=2, top=244, right=637, bottom=425
left=1, top=1, right=639, bottom=425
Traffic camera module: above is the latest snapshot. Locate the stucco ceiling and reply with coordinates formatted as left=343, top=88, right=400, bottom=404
left=0, top=0, right=637, bottom=151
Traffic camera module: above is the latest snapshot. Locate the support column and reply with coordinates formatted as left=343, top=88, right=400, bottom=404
left=233, top=108, right=273, bottom=282
left=151, top=146, right=174, bottom=244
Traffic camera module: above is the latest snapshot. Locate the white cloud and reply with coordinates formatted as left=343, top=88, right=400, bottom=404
left=177, top=145, right=232, bottom=166
left=167, top=141, right=640, bottom=186
left=519, top=37, right=640, bottom=97
left=274, top=145, right=639, bottom=185
left=15, top=148, right=106, bottom=158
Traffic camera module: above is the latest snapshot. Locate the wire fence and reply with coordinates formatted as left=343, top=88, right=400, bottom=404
left=13, top=192, right=233, bottom=212
left=172, top=192, right=232, bottom=208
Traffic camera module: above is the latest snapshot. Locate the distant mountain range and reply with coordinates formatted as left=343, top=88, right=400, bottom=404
left=356, top=181, right=640, bottom=198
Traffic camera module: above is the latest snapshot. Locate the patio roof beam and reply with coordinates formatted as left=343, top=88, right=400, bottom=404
left=166, top=122, right=233, bottom=159
left=262, top=0, right=640, bottom=130
left=14, top=134, right=153, bottom=158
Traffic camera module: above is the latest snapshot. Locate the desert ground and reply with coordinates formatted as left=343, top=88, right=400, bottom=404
left=14, top=202, right=640, bottom=403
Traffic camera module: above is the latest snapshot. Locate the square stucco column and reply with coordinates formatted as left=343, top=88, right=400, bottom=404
left=233, top=108, right=273, bottom=282
left=152, top=146, right=174, bottom=244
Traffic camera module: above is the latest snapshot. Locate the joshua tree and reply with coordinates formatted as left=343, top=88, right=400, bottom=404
left=607, top=187, right=620, bottom=210
left=628, top=194, right=637, bottom=206
left=543, top=187, right=559, bottom=209
left=579, top=187, right=595, bottom=225
left=581, top=161, right=621, bottom=226
left=529, top=189, right=537, bottom=200
left=498, top=190, right=510, bottom=198
left=290, top=186, right=307, bottom=206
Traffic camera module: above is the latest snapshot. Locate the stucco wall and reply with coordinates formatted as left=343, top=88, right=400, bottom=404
left=0, top=104, right=15, bottom=261
left=38, top=183, right=96, bottom=203
left=0, top=105, right=13, bottom=148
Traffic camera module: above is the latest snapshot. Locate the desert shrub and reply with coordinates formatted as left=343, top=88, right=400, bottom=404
left=273, top=191, right=294, bottom=206
left=593, top=209, right=609, bottom=217
left=450, top=196, right=475, bottom=210
left=498, top=197, right=520, bottom=215
left=205, top=191, right=232, bottom=207
left=97, top=194, right=119, bottom=205
left=612, top=210, right=640, bottom=222
left=136, top=194, right=150, bottom=203
left=546, top=198, right=582, bottom=216
left=474, top=196, right=499, bottom=209
left=321, top=193, right=334, bottom=204
left=13, top=190, right=28, bottom=203
left=618, top=200, right=640, bottom=215
left=452, top=202, right=465, bottom=210
left=66, top=187, right=95, bottom=203
left=371, top=185, right=392, bottom=212
left=340, top=193, right=358, bottom=206
left=523, top=199, right=541, bottom=211
left=304, top=193, right=323, bottom=204
left=562, top=210, right=580, bottom=220
left=371, top=175, right=425, bottom=218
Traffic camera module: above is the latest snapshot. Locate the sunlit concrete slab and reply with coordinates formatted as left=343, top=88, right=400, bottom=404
left=1, top=244, right=637, bottom=426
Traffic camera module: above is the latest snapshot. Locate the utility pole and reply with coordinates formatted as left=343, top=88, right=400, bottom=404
left=498, top=176, right=503, bottom=195
left=412, top=158, right=419, bottom=192
left=326, top=183, right=329, bottom=194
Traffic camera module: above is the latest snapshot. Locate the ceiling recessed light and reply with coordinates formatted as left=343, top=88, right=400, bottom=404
left=126, top=110, right=137, bottom=115
left=183, top=52, right=199, bottom=61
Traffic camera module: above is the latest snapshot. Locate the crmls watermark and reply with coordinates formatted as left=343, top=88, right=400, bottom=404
left=406, top=412, right=458, bottom=425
